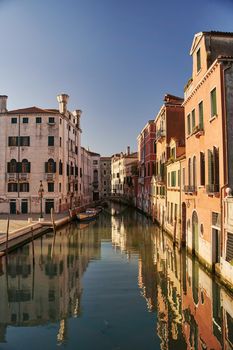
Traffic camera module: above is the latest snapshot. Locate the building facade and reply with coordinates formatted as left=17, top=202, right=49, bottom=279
left=137, top=120, right=156, bottom=214
left=0, top=94, right=82, bottom=214
left=100, top=157, right=111, bottom=198
left=182, top=31, right=233, bottom=271
left=111, top=148, right=137, bottom=196
left=151, top=94, right=184, bottom=228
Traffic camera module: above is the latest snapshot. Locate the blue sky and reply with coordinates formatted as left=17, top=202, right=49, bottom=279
left=0, top=0, right=233, bottom=155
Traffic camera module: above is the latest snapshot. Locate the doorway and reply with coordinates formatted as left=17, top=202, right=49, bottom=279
left=10, top=200, right=16, bottom=214
left=21, top=199, right=28, bottom=214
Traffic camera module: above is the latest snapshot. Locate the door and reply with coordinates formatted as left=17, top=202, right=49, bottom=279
left=212, top=228, right=220, bottom=266
left=21, top=199, right=28, bottom=214
left=10, top=200, right=16, bottom=214
left=45, top=199, right=54, bottom=214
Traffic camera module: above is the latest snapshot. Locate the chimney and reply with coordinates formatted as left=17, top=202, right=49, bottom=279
left=0, top=95, right=8, bottom=113
left=57, top=94, right=69, bottom=114
left=127, top=146, right=130, bottom=155
left=73, top=109, right=82, bottom=128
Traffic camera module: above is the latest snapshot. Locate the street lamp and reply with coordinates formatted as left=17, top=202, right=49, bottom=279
left=38, top=180, right=44, bottom=219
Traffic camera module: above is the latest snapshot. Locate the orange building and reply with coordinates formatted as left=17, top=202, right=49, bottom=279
left=182, top=31, right=233, bottom=271
left=151, top=94, right=184, bottom=227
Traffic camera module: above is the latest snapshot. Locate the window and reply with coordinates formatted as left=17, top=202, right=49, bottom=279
left=20, top=136, right=30, bottom=146
left=45, top=159, right=56, bottom=173
left=8, top=136, right=18, bottom=146
left=174, top=204, right=178, bottom=220
left=19, top=183, right=29, bottom=192
left=7, top=159, right=17, bottom=173
left=59, top=137, right=62, bottom=147
left=59, top=183, right=61, bottom=192
left=22, top=159, right=30, bottom=173
left=187, top=114, right=191, bottom=135
left=8, top=183, right=18, bottom=192
left=197, top=48, right=201, bottom=72
left=48, top=136, right=54, bottom=146
left=48, top=117, right=55, bottom=124
left=171, top=171, right=176, bottom=187
left=168, top=172, right=170, bottom=187
left=188, top=158, right=192, bottom=186
left=193, top=156, right=197, bottom=188
left=207, top=147, right=219, bottom=192
left=198, top=101, right=204, bottom=129
left=210, top=88, right=217, bottom=118
left=93, top=160, right=98, bottom=165
left=36, top=117, right=41, bottom=124
left=200, top=152, right=205, bottom=186
left=58, top=160, right=63, bottom=175
left=11, top=118, right=17, bottom=124
left=48, top=182, right=54, bottom=192
left=60, top=118, right=62, bottom=124
left=178, top=169, right=180, bottom=186
left=75, top=166, right=78, bottom=176
left=104, top=170, right=106, bottom=175
left=171, top=147, right=175, bottom=159
left=191, top=109, right=195, bottom=131
left=22, top=117, right=28, bottom=124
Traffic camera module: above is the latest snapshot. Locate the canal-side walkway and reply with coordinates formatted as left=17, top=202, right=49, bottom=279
left=0, top=202, right=101, bottom=256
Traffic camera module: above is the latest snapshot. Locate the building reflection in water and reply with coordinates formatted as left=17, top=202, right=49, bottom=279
left=111, top=206, right=233, bottom=350
left=0, top=206, right=233, bottom=349
left=0, top=222, right=103, bottom=344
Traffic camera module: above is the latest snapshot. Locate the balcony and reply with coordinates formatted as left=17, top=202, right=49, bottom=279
left=192, top=124, right=204, bottom=138
left=45, top=173, right=55, bottom=181
left=19, top=173, right=29, bottom=181
left=8, top=173, right=17, bottom=182
left=206, top=184, right=220, bottom=195
left=156, top=129, right=165, bottom=142
left=183, top=185, right=197, bottom=194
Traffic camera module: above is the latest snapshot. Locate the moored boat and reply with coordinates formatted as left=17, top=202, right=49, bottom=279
left=76, top=208, right=101, bottom=222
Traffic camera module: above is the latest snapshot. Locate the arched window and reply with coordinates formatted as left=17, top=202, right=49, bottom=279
left=45, top=159, right=56, bottom=173
left=8, top=159, right=17, bottom=173
left=22, top=159, right=30, bottom=173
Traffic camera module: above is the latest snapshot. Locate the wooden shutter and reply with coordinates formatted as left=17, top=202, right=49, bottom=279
left=45, top=162, right=48, bottom=173
left=213, top=147, right=219, bottom=188
left=53, top=162, right=56, bottom=173
left=28, top=162, right=31, bottom=173
left=208, top=149, right=213, bottom=185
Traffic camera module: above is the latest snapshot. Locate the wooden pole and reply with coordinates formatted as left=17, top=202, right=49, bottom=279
left=31, top=227, right=35, bottom=265
left=6, top=216, right=10, bottom=255
left=50, top=207, right=56, bottom=234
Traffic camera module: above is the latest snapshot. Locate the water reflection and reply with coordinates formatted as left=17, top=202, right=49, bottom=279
left=0, top=205, right=233, bottom=349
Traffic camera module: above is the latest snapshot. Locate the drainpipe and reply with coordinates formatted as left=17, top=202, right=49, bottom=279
left=220, top=62, right=231, bottom=259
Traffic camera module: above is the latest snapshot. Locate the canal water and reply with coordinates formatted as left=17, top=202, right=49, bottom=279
left=0, top=204, right=233, bottom=349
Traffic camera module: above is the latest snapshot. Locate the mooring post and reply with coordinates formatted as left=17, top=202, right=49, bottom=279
left=6, top=216, right=10, bottom=255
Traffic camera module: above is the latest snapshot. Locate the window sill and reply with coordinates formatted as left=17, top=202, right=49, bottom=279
left=209, top=114, right=218, bottom=122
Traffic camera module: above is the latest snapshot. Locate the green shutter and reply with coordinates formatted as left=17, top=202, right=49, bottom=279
left=211, top=88, right=217, bottom=117
left=208, top=149, right=213, bottom=185
left=199, top=101, right=204, bottom=129
left=192, top=109, right=196, bottom=131
left=187, top=114, right=191, bottom=134
left=213, top=147, right=219, bottom=187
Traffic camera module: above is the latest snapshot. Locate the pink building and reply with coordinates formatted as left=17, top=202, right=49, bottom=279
left=137, top=120, right=156, bottom=214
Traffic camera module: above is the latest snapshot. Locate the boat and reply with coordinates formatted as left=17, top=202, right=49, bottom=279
left=76, top=208, right=101, bottom=222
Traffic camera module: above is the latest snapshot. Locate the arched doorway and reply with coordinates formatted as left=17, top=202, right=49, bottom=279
left=192, top=211, right=198, bottom=256
left=181, top=202, right=186, bottom=246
